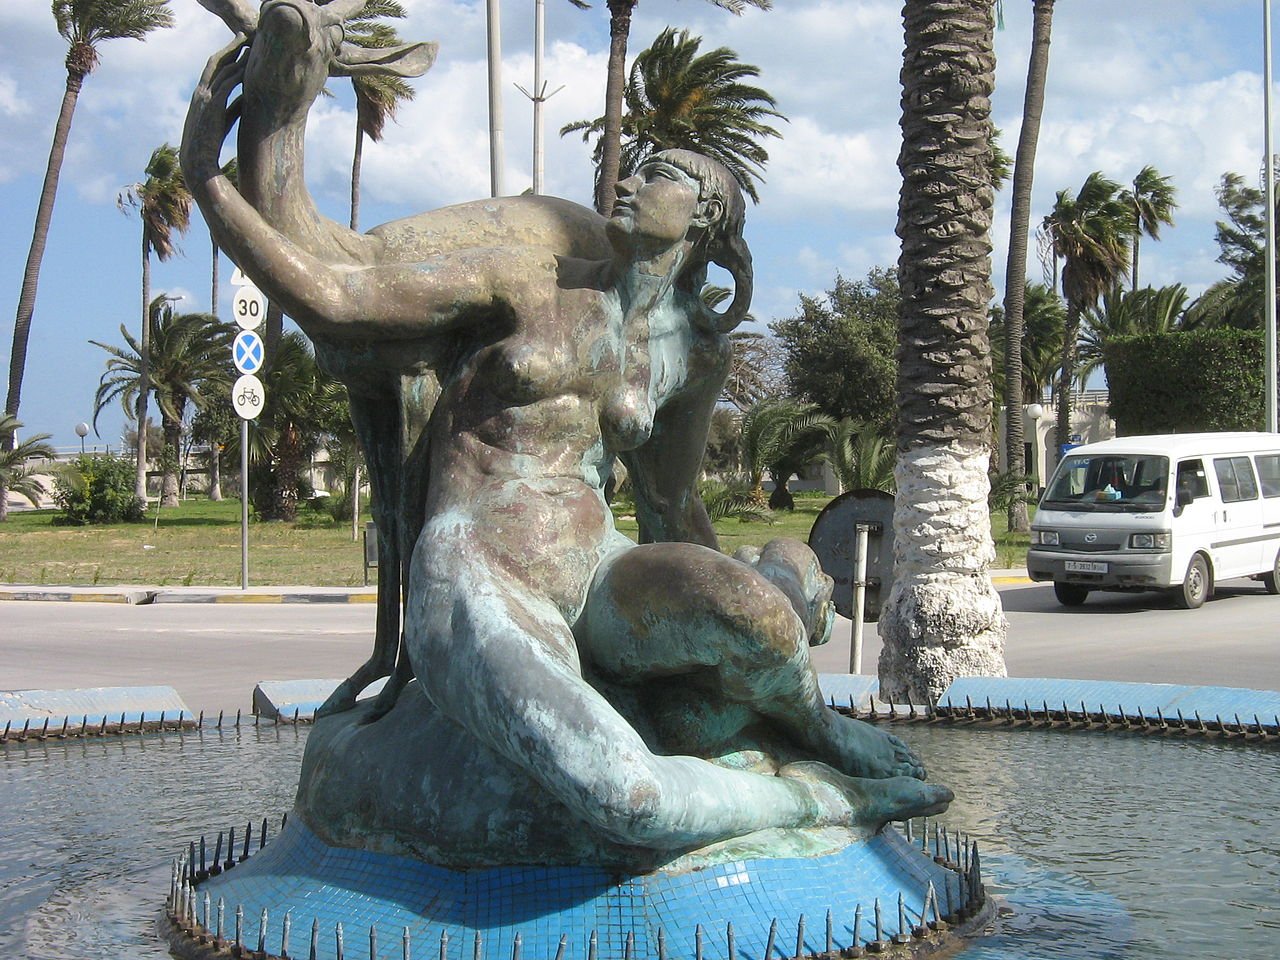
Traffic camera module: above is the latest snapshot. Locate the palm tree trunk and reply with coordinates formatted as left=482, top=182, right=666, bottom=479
left=161, top=413, right=182, bottom=507
left=208, top=442, right=223, bottom=501
left=135, top=239, right=152, bottom=500
left=6, top=69, right=85, bottom=423
left=597, top=0, right=636, bottom=215
left=1130, top=228, right=1140, bottom=291
left=351, top=127, right=364, bottom=232
left=3, top=69, right=87, bottom=520
left=1054, top=298, right=1081, bottom=463
left=880, top=0, right=1007, bottom=704
left=1002, top=0, right=1055, bottom=535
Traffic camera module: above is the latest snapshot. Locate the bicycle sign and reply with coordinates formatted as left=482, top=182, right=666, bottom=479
left=233, top=330, right=265, bottom=375
left=232, top=373, right=265, bottom=420
left=232, top=285, right=266, bottom=331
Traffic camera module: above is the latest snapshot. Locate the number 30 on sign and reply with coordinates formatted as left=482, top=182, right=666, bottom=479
left=232, top=286, right=266, bottom=331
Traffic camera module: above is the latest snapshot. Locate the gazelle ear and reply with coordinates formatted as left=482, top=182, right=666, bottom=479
left=331, top=40, right=438, bottom=78
left=195, top=0, right=258, bottom=36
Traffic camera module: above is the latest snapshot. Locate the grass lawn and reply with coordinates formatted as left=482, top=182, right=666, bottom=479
left=0, top=494, right=1029, bottom=586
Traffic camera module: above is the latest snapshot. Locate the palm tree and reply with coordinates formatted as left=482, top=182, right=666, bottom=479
left=830, top=419, right=895, bottom=494
left=118, top=143, right=192, bottom=499
left=1122, top=165, right=1177, bottom=291
left=1043, top=172, right=1131, bottom=459
left=250, top=332, right=333, bottom=522
left=1077, top=284, right=1189, bottom=384
left=345, top=1, right=416, bottom=231
left=1000, top=0, right=1055, bottom=534
left=737, top=398, right=832, bottom=509
left=2, top=0, right=173, bottom=511
left=593, top=0, right=771, bottom=215
left=91, top=299, right=232, bottom=507
left=0, top=414, right=57, bottom=521
left=881, top=0, right=1007, bottom=705
left=565, top=27, right=785, bottom=204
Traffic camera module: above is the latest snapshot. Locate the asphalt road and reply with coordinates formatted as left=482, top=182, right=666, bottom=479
left=4, top=577, right=1278, bottom=712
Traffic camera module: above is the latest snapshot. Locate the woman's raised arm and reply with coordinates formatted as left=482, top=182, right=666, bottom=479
left=183, top=42, right=513, bottom=341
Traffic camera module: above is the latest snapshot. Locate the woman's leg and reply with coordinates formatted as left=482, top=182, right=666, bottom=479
left=580, top=540, right=924, bottom=780
left=404, top=537, right=945, bottom=849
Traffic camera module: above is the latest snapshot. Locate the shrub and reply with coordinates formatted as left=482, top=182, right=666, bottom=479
left=52, top=454, right=145, bottom=525
left=1105, top=329, right=1264, bottom=434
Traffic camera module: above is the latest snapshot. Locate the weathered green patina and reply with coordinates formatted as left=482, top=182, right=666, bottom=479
left=183, top=0, right=951, bottom=868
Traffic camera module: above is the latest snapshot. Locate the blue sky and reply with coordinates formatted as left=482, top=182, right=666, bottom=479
left=0, top=0, right=1268, bottom=449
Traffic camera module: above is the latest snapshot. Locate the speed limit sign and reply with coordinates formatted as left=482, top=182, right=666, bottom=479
left=232, top=285, right=266, bottom=331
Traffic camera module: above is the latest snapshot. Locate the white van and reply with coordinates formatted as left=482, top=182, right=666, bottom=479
left=1027, top=432, right=1280, bottom=608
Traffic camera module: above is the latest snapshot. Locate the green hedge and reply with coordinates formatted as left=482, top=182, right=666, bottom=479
left=1104, top=329, right=1265, bottom=435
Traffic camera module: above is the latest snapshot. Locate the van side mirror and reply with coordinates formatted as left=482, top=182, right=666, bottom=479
left=1176, top=488, right=1194, bottom=508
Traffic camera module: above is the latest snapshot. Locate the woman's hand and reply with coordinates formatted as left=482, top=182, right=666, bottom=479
left=181, top=36, right=248, bottom=183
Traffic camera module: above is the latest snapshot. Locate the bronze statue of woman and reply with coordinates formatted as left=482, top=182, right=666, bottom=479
left=183, top=21, right=949, bottom=860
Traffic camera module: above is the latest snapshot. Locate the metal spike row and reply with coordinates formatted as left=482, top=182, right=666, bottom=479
left=217, top=899, right=226, bottom=943
left=726, top=922, right=736, bottom=960
left=311, top=917, right=321, bottom=960
left=825, top=908, right=833, bottom=954
left=474, top=928, right=483, bottom=960
left=282, top=911, right=293, bottom=959
left=337, top=922, right=345, bottom=960
left=792, top=915, right=804, bottom=959
left=225, top=827, right=236, bottom=870
left=372, top=924, right=378, bottom=960
left=204, top=892, right=211, bottom=931
left=588, top=929, right=597, bottom=960
left=658, top=927, right=668, bottom=960
left=697, top=923, right=706, bottom=960
left=764, top=918, right=777, bottom=959
left=554, top=934, right=567, bottom=960
left=258, top=908, right=269, bottom=953
left=235, top=904, right=244, bottom=949
left=514, top=931, right=523, bottom=960
left=625, top=931, right=635, bottom=960
left=243, top=820, right=252, bottom=861
left=439, top=928, right=449, bottom=960
left=261, top=817, right=269, bottom=849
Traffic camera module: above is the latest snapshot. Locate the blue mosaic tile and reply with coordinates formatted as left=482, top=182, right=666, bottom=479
left=197, top=819, right=961, bottom=960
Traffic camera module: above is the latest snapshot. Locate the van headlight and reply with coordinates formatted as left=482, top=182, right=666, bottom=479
left=1129, top=532, right=1171, bottom=550
left=1033, top=530, right=1059, bottom=546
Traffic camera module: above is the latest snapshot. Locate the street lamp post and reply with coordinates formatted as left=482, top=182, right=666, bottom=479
left=1266, top=0, right=1278, bottom=432
left=75, top=422, right=89, bottom=455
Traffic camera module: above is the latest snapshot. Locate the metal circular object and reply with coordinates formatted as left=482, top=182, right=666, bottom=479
left=808, top=489, right=895, bottom=622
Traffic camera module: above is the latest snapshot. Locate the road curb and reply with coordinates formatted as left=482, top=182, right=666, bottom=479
left=0, top=588, right=154, bottom=604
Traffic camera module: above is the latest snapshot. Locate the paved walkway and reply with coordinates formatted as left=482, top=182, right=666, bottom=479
left=0, top=571, right=1034, bottom=604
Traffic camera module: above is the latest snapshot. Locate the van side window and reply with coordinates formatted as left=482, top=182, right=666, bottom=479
left=1214, top=456, right=1259, bottom=503
left=1176, top=460, right=1209, bottom=500
left=1257, top=454, right=1280, bottom=498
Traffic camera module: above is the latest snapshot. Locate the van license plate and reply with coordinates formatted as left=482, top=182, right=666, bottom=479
left=1065, top=561, right=1108, bottom=574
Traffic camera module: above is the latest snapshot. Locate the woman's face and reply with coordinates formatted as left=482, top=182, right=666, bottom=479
left=608, top=160, right=705, bottom=252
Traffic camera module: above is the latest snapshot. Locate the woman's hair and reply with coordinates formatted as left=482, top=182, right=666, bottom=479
left=652, top=149, right=753, bottom=333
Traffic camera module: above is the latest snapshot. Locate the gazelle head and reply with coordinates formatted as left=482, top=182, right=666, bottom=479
left=197, top=0, right=437, bottom=120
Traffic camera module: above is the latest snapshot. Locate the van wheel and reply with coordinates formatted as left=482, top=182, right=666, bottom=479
left=1177, top=554, right=1211, bottom=609
left=1054, top=582, right=1089, bottom=606
left=1263, top=549, right=1280, bottom=595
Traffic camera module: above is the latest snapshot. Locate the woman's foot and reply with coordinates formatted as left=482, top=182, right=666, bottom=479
left=817, top=711, right=927, bottom=780
left=781, top=760, right=953, bottom=828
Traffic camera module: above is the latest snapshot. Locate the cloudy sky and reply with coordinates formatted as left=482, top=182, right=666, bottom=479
left=0, top=0, right=1268, bottom=448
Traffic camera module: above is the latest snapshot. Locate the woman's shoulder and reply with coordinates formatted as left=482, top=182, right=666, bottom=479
left=368, top=196, right=610, bottom=263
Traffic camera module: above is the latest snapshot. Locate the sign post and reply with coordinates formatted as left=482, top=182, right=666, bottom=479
left=230, top=271, right=266, bottom=590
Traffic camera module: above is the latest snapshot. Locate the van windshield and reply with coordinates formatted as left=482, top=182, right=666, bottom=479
left=1041, top=454, right=1170, bottom=512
